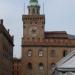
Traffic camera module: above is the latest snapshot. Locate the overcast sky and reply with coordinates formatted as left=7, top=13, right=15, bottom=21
left=0, top=0, right=75, bottom=58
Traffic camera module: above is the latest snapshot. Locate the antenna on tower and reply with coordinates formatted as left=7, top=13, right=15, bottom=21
left=24, top=1, right=25, bottom=14
left=43, top=2, right=44, bottom=14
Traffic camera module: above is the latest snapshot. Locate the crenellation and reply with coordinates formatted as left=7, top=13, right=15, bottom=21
left=22, top=38, right=75, bottom=46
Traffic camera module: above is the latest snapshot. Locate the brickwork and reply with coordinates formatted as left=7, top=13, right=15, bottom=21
left=0, top=19, right=14, bottom=75
left=12, top=58, right=21, bottom=75
left=21, top=0, right=75, bottom=75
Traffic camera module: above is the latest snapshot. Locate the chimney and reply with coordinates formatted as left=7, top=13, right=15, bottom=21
left=0, top=19, right=3, bottom=25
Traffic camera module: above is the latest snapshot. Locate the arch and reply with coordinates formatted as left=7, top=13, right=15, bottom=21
left=32, top=8, right=35, bottom=14
left=63, top=50, right=68, bottom=57
left=51, top=63, right=55, bottom=68
left=39, top=50, right=43, bottom=57
left=27, top=63, right=32, bottom=69
left=39, top=63, right=44, bottom=70
left=28, top=49, right=32, bottom=56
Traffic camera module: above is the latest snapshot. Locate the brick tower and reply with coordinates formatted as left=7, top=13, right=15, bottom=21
left=21, top=0, right=75, bottom=75
left=22, top=0, right=45, bottom=40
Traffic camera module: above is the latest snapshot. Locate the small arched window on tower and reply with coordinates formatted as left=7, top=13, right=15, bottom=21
left=29, top=8, right=30, bottom=14
left=28, top=49, right=32, bottom=57
left=32, top=8, right=35, bottom=14
left=27, top=63, right=32, bottom=70
left=37, top=9, right=39, bottom=14
left=63, top=50, right=68, bottom=57
left=39, top=63, right=44, bottom=70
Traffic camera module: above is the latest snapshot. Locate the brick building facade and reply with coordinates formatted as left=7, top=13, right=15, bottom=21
left=12, top=58, right=21, bottom=75
left=0, top=19, right=14, bottom=75
left=21, top=0, right=75, bottom=75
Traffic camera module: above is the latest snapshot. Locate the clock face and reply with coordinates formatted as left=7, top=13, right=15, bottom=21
left=29, top=26, right=38, bottom=37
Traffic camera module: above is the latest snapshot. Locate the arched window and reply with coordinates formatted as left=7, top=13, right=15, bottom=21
left=51, top=63, right=55, bottom=70
left=32, top=8, right=35, bottom=14
left=39, top=50, right=43, bottom=57
left=50, top=63, right=55, bottom=72
left=28, top=49, right=32, bottom=56
left=37, top=9, right=39, bottom=14
left=39, top=63, right=44, bottom=70
left=28, top=63, right=32, bottom=70
left=29, top=8, right=30, bottom=14
left=63, top=50, right=68, bottom=57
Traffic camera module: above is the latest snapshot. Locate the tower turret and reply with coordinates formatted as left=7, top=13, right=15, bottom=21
left=22, top=0, right=45, bottom=40
left=30, top=0, right=38, bottom=3
left=28, top=0, right=40, bottom=15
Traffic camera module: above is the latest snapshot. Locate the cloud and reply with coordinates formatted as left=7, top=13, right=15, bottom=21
left=0, top=0, right=23, bottom=58
left=0, top=0, right=75, bottom=58
left=45, top=0, right=75, bottom=33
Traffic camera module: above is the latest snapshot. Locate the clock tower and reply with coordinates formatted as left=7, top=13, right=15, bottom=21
left=21, top=0, right=75, bottom=75
left=22, top=0, right=45, bottom=40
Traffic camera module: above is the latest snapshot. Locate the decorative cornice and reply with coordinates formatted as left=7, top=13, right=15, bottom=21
left=21, top=45, right=75, bottom=47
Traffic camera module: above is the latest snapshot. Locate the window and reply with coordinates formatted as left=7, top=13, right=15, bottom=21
left=42, top=26, right=44, bottom=28
left=63, top=50, right=68, bottom=57
left=51, top=63, right=55, bottom=70
left=30, top=21, right=32, bottom=24
left=51, top=63, right=55, bottom=68
left=28, top=49, right=32, bottom=56
left=27, top=63, right=32, bottom=70
left=29, top=8, right=30, bottom=13
left=37, top=10, right=39, bottom=14
left=39, top=50, right=43, bottom=57
left=32, top=37, right=35, bottom=40
left=32, top=8, right=35, bottom=14
left=62, top=71, right=66, bottom=74
left=39, top=63, right=44, bottom=70
left=50, top=50, right=56, bottom=57
left=32, top=29, right=36, bottom=33
left=35, top=22, right=37, bottom=24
